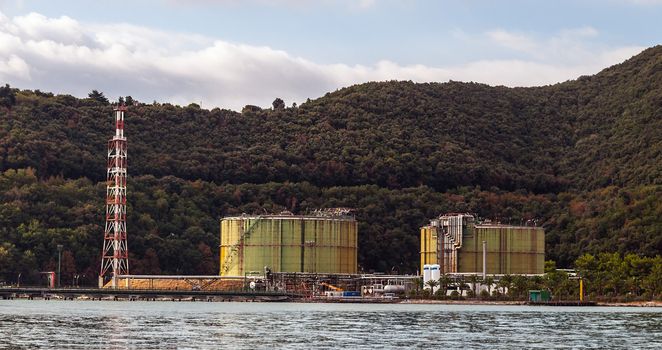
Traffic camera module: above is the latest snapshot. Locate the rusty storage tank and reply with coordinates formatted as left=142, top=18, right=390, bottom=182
left=420, top=214, right=544, bottom=275
left=220, top=211, right=358, bottom=276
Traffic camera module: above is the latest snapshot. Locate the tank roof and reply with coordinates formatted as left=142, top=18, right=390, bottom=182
left=221, top=214, right=356, bottom=221
left=475, top=224, right=543, bottom=229
left=421, top=222, right=542, bottom=229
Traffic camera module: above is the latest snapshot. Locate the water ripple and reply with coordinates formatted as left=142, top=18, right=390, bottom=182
left=0, top=301, right=660, bottom=349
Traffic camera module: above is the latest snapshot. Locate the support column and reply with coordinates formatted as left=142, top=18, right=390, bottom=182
left=482, top=240, right=487, bottom=280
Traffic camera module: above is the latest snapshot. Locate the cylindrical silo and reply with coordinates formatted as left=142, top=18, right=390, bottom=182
left=420, top=226, right=438, bottom=272
left=430, top=264, right=441, bottom=293
left=219, top=214, right=358, bottom=276
left=459, top=225, right=545, bottom=274
left=423, top=264, right=431, bottom=288
left=430, top=264, right=440, bottom=282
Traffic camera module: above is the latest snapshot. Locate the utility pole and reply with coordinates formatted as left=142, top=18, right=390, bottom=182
left=57, top=244, right=63, bottom=288
left=482, top=240, right=487, bottom=280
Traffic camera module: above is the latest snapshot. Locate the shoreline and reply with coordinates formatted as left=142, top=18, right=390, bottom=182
left=3, top=287, right=660, bottom=307
left=400, top=299, right=662, bottom=307
left=3, top=296, right=660, bottom=307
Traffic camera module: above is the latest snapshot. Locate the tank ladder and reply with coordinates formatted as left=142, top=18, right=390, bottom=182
left=221, top=216, right=262, bottom=274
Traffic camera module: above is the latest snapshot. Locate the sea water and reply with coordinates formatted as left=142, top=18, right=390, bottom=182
left=0, top=301, right=660, bottom=349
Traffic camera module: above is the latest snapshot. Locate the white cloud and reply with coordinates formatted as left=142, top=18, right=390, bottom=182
left=0, top=11, right=646, bottom=110
left=12, top=12, right=84, bottom=44
left=487, top=29, right=539, bottom=55
left=487, top=26, right=603, bottom=62
left=0, top=54, right=29, bottom=79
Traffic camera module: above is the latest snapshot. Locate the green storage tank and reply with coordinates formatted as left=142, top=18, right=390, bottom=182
left=420, top=214, right=545, bottom=275
left=220, top=214, right=358, bottom=276
left=459, top=225, right=545, bottom=274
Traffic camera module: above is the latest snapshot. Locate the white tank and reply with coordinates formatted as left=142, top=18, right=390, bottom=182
left=423, top=265, right=432, bottom=289
left=431, top=264, right=441, bottom=281
left=430, top=264, right=440, bottom=293
left=384, top=285, right=405, bottom=293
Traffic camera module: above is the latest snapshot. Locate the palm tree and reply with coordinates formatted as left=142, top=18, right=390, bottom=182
left=468, top=274, right=479, bottom=298
left=455, top=275, right=470, bottom=297
left=511, top=275, right=528, bottom=300
left=439, top=274, right=452, bottom=297
left=414, top=277, right=424, bottom=292
left=484, top=275, right=495, bottom=296
left=426, top=279, right=440, bottom=293
left=499, top=274, right=513, bottom=298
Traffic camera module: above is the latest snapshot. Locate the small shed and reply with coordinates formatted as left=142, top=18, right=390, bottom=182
left=528, top=290, right=551, bottom=302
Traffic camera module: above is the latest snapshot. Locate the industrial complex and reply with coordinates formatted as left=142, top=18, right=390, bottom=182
left=94, top=107, right=546, bottom=299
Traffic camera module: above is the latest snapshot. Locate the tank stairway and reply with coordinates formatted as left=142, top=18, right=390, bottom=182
left=221, top=216, right=262, bottom=274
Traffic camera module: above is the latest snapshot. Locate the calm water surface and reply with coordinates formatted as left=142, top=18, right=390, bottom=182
left=0, top=300, right=661, bottom=349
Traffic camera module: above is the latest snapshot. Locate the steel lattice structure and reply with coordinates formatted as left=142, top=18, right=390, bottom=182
left=100, top=105, right=129, bottom=287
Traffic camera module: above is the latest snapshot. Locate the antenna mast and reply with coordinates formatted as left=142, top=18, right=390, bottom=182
left=99, top=105, right=129, bottom=288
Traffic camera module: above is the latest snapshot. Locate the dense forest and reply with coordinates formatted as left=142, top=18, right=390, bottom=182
left=0, top=46, right=660, bottom=286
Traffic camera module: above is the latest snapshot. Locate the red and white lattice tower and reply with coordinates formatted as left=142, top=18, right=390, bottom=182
left=99, top=105, right=129, bottom=288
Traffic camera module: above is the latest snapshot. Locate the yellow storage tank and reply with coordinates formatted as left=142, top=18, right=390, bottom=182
left=459, top=225, right=545, bottom=275
left=420, top=214, right=544, bottom=275
left=220, top=214, right=358, bottom=276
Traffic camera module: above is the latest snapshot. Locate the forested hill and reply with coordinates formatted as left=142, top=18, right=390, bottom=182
left=0, top=46, right=660, bottom=284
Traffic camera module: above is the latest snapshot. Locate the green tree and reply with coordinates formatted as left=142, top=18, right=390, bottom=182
left=0, top=84, right=16, bottom=108
left=88, top=90, right=109, bottom=105
left=509, top=275, right=528, bottom=300
left=642, top=257, right=662, bottom=300
left=483, top=275, right=495, bottom=295
left=438, top=274, right=452, bottom=297
left=468, top=274, right=479, bottom=298
left=498, top=274, right=513, bottom=297
left=272, top=98, right=285, bottom=110
left=544, top=265, right=568, bottom=301
left=425, top=279, right=439, bottom=294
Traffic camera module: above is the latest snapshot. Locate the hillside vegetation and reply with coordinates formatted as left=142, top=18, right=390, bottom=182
left=0, top=46, right=660, bottom=285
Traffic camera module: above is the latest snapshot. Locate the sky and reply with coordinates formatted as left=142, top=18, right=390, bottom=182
left=0, top=0, right=660, bottom=110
